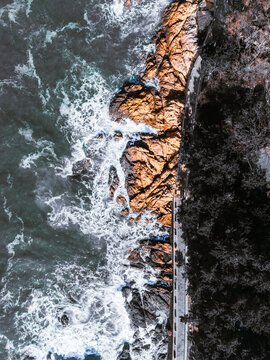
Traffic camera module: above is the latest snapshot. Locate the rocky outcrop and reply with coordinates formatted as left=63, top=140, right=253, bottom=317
left=121, top=237, right=172, bottom=359
left=128, top=238, right=172, bottom=279
left=111, top=0, right=200, bottom=226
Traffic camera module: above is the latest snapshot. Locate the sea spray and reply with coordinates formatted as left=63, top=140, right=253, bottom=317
left=0, top=1, right=170, bottom=359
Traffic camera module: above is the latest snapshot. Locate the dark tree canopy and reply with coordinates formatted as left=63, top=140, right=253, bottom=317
left=179, top=1, right=270, bottom=358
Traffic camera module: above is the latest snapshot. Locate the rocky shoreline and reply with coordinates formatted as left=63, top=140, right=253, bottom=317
left=75, top=0, right=269, bottom=358
left=113, top=0, right=270, bottom=358
left=108, top=1, right=208, bottom=358
left=106, top=1, right=216, bottom=358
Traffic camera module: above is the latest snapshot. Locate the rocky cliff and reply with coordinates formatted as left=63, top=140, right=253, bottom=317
left=110, top=0, right=200, bottom=227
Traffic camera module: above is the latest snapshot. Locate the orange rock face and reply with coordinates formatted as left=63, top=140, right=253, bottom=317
left=111, top=1, right=199, bottom=226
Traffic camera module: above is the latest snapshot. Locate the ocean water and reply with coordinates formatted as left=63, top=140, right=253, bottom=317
left=0, top=0, right=169, bottom=359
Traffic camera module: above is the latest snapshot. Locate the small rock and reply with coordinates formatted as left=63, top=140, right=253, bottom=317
left=121, top=208, right=129, bottom=216
left=116, top=195, right=127, bottom=204
left=108, top=166, right=119, bottom=200
left=128, top=249, right=143, bottom=263
left=71, top=159, right=92, bottom=180
left=96, top=131, right=105, bottom=139
left=59, top=314, right=69, bottom=327
left=117, top=342, right=132, bottom=360
left=163, top=252, right=172, bottom=264
left=114, top=131, right=123, bottom=141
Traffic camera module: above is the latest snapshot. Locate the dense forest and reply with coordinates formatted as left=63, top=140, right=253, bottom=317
left=179, top=1, right=270, bottom=359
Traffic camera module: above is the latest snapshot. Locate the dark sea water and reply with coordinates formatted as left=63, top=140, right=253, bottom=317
left=0, top=1, right=169, bottom=359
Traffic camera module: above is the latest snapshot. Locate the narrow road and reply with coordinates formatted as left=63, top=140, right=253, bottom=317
left=171, top=190, right=189, bottom=360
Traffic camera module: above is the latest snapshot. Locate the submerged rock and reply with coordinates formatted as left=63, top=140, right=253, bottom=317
left=120, top=207, right=129, bottom=216
left=108, top=166, right=119, bottom=200
left=60, top=314, right=69, bottom=327
left=114, top=130, right=123, bottom=141
left=117, top=342, right=132, bottom=360
left=71, top=159, right=92, bottom=181
left=47, top=348, right=101, bottom=360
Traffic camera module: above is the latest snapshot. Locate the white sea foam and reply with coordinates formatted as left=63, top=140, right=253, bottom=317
left=15, top=266, right=134, bottom=360
left=37, top=66, right=165, bottom=358
left=45, top=30, right=58, bottom=44
left=0, top=79, right=23, bottom=96
left=106, top=0, right=168, bottom=36
left=0, top=0, right=34, bottom=24
left=3, top=196, right=13, bottom=222
left=32, top=66, right=165, bottom=356
left=0, top=334, right=15, bottom=360
left=18, top=127, right=57, bottom=169
left=111, top=0, right=124, bottom=17
left=1, top=0, right=170, bottom=359
left=7, top=233, right=24, bottom=258
left=0, top=0, right=23, bottom=24
left=26, top=0, right=33, bottom=17
left=144, top=76, right=161, bottom=91
left=15, top=49, right=42, bottom=87
left=7, top=173, right=13, bottom=188
left=11, top=260, right=162, bottom=360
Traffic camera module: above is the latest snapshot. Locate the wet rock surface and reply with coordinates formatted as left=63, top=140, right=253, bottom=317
left=128, top=238, right=172, bottom=277
left=121, top=237, right=172, bottom=358
left=111, top=0, right=199, bottom=227
left=108, top=166, right=120, bottom=200
left=71, top=159, right=92, bottom=181
left=117, top=342, right=132, bottom=360
left=119, top=0, right=141, bottom=11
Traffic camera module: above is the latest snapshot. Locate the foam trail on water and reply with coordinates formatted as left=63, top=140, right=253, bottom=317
left=15, top=49, right=42, bottom=87
left=18, top=127, right=57, bottom=169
